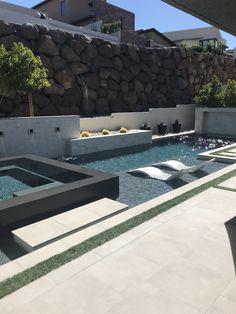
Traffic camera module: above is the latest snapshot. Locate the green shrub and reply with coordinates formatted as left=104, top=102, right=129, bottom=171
left=102, top=129, right=110, bottom=135
left=224, top=80, right=236, bottom=107
left=194, top=76, right=225, bottom=107
left=191, top=41, right=223, bottom=55
left=119, top=127, right=128, bottom=134
left=80, top=131, right=90, bottom=137
left=101, top=20, right=121, bottom=34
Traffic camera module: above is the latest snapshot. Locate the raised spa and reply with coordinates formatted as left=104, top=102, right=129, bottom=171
left=0, top=155, right=119, bottom=228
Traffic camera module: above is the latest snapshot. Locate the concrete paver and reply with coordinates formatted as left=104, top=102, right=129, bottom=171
left=1, top=186, right=236, bottom=314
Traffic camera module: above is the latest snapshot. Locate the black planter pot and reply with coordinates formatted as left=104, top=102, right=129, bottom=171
left=157, top=123, right=168, bottom=135
left=172, top=121, right=182, bottom=133
left=140, top=123, right=151, bottom=131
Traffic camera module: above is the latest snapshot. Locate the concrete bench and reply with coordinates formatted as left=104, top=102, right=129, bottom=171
left=12, top=198, right=128, bottom=252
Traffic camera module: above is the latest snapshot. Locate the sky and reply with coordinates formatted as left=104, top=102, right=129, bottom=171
left=4, top=0, right=236, bottom=49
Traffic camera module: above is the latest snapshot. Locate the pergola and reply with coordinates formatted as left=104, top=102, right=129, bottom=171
left=162, top=0, right=236, bottom=36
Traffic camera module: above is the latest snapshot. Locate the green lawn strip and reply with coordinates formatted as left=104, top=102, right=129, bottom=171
left=216, top=186, right=236, bottom=193
left=0, top=168, right=236, bottom=299
left=210, top=145, right=236, bottom=157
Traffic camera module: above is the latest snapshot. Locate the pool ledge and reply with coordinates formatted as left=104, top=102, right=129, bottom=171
left=152, top=130, right=195, bottom=142
left=0, top=162, right=236, bottom=285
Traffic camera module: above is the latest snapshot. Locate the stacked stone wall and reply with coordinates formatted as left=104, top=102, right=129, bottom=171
left=0, top=20, right=236, bottom=117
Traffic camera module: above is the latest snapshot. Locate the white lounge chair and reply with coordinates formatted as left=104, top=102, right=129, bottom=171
left=153, top=158, right=215, bottom=173
left=128, top=167, right=186, bottom=182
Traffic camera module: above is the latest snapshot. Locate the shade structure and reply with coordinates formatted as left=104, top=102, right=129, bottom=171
left=162, top=0, right=236, bottom=36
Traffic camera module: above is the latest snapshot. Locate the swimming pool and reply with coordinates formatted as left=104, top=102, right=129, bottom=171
left=69, top=135, right=234, bottom=208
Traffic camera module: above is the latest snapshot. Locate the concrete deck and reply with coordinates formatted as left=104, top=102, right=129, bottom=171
left=1, top=180, right=236, bottom=313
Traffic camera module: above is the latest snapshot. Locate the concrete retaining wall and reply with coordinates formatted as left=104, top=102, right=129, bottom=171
left=0, top=116, right=80, bottom=158
left=195, top=107, right=236, bottom=136
left=80, top=104, right=195, bottom=133
left=69, top=130, right=152, bottom=156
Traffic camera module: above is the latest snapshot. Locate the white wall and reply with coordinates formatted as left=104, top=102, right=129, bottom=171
left=0, top=116, right=80, bottom=158
left=80, top=104, right=195, bottom=133
left=195, top=107, right=236, bottom=136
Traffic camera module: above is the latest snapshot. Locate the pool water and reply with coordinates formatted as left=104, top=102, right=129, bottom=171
left=69, top=136, right=234, bottom=208
left=0, top=176, right=30, bottom=200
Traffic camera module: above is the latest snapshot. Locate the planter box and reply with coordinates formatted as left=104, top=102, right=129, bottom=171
left=69, top=130, right=152, bottom=156
left=195, top=107, right=236, bottom=136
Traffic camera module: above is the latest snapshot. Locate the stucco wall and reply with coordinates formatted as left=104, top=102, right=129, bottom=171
left=195, top=107, right=236, bottom=136
left=0, top=20, right=236, bottom=118
left=0, top=116, right=80, bottom=158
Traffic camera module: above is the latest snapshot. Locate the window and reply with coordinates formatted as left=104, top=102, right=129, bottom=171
left=60, top=0, right=66, bottom=16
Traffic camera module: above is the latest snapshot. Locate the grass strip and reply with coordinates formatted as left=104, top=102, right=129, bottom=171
left=0, top=168, right=236, bottom=299
left=216, top=186, right=236, bottom=193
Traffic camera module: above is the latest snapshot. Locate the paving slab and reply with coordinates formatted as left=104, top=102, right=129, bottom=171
left=218, top=176, right=236, bottom=190
left=12, top=198, right=128, bottom=252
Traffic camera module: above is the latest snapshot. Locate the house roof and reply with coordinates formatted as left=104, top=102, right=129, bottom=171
left=162, top=0, right=236, bottom=36
left=136, top=28, right=175, bottom=46
left=163, top=27, right=222, bottom=42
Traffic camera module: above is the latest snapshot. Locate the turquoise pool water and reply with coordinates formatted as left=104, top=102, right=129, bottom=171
left=69, top=136, right=233, bottom=208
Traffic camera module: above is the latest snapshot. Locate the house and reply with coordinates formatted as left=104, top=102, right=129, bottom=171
left=163, top=26, right=227, bottom=50
left=33, top=0, right=175, bottom=47
left=32, top=0, right=135, bottom=33
left=136, top=28, right=175, bottom=47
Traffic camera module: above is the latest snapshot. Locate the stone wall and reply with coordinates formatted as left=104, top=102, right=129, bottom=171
left=0, top=20, right=236, bottom=118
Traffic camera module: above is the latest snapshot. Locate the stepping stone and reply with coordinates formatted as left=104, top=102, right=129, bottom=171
left=12, top=198, right=128, bottom=252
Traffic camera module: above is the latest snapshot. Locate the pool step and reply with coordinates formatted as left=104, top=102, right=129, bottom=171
left=12, top=198, right=128, bottom=252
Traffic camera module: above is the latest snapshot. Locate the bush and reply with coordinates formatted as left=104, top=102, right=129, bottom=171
left=102, top=129, right=110, bottom=135
left=194, top=76, right=225, bottom=107
left=101, top=20, right=121, bottom=34
left=80, top=131, right=90, bottom=137
left=191, top=41, right=223, bottom=55
left=119, top=127, right=128, bottom=133
left=224, top=80, right=236, bottom=107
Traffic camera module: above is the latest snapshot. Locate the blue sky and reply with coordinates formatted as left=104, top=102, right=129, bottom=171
left=5, top=0, right=236, bottom=48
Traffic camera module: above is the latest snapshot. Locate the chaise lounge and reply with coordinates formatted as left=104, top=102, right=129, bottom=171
left=128, top=167, right=186, bottom=182
left=153, top=158, right=215, bottom=173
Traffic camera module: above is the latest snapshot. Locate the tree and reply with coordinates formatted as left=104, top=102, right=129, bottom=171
left=0, top=42, right=50, bottom=116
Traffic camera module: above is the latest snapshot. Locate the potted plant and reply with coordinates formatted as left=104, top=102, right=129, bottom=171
left=172, top=120, right=182, bottom=133
left=157, top=122, right=168, bottom=135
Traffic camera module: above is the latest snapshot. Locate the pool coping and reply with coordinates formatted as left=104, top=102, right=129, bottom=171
left=0, top=161, right=236, bottom=288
